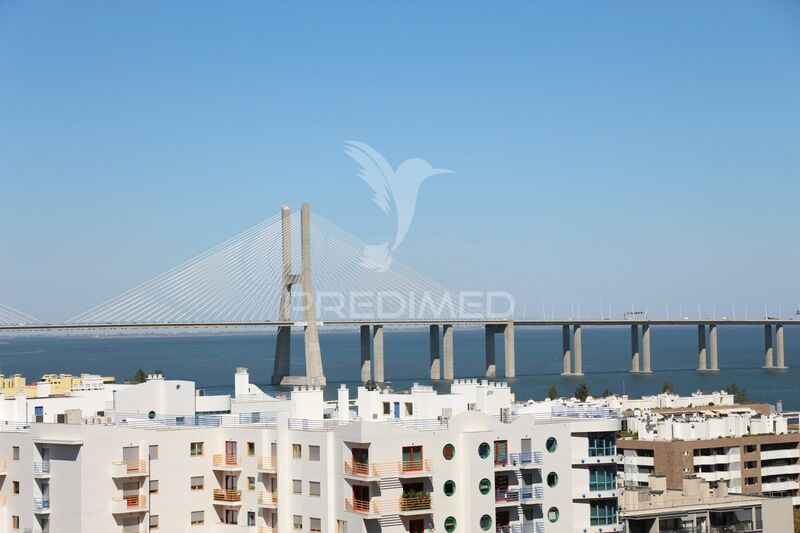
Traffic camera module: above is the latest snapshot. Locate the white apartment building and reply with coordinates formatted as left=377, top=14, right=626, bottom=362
left=0, top=370, right=623, bottom=533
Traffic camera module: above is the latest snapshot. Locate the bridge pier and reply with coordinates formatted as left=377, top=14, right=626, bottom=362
left=630, top=324, right=640, bottom=373
left=443, top=324, right=454, bottom=380
left=561, top=325, right=571, bottom=375
left=642, top=324, right=652, bottom=373
left=504, top=320, right=515, bottom=378
left=373, top=325, right=384, bottom=383
left=764, top=324, right=774, bottom=369
left=485, top=325, right=497, bottom=378
left=573, top=324, right=583, bottom=375
left=698, top=324, right=707, bottom=371
left=430, top=325, right=441, bottom=380
left=776, top=324, right=787, bottom=369
left=709, top=324, right=719, bottom=372
left=360, top=325, right=371, bottom=383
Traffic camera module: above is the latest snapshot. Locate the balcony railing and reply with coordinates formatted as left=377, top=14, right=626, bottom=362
left=111, top=494, right=147, bottom=513
left=258, top=528, right=278, bottom=533
left=508, top=452, right=543, bottom=466
left=399, top=494, right=432, bottom=512
left=345, top=496, right=432, bottom=515
left=496, top=489, right=520, bottom=503
left=33, top=497, right=50, bottom=512
left=33, top=461, right=50, bottom=475
left=112, top=459, right=147, bottom=477
left=258, top=491, right=278, bottom=505
left=213, top=454, right=242, bottom=468
left=344, top=459, right=433, bottom=478
left=213, top=488, right=242, bottom=502
left=520, top=486, right=544, bottom=500
left=258, top=456, right=278, bottom=470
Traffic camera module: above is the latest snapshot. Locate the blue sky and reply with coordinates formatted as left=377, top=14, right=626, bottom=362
left=1, top=1, right=799, bottom=322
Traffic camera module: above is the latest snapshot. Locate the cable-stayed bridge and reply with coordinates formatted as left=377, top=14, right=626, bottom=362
left=1, top=203, right=797, bottom=385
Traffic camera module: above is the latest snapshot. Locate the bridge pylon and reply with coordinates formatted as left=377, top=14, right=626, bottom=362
left=271, top=203, right=326, bottom=387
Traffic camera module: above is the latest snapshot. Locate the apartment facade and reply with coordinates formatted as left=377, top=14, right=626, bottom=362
left=0, top=373, right=623, bottom=533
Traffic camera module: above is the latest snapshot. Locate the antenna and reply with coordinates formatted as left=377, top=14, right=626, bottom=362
left=665, top=302, right=669, bottom=320
left=600, top=302, right=604, bottom=321
left=541, top=302, right=546, bottom=321
left=732, top=303, right=736, bottom=320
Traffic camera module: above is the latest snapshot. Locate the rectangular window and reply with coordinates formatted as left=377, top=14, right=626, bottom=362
left=590, top=500, right=618, bottom=526
left=383, top=402, right=391, bottom=415
left=190, top=511, right=204, bottom=525
left=12, top=516, right=19, bottom=529
left=150, top=515, right=159, bottom=529
left=12, top=446, right=19, bottom=460
left=310, top=517, right=322, bottom=532
left=13, top=481, right=19, bottom=494
left=248, top=477, right=256, bottom=491
left=309, top=445, right=320, bottom=461
left=309, top=481, right=321, bottom=496
left=494, top=440, right=508, bottom=465
left=293, top=479, right=302, bottom=494
left=247, top=442, right=255, bottom=456
left=149, top=480, right=159, bottom=494
left=588, top=432, right=616, bottom=457
left=293, top=515, right=303, bottom=530
left=292, top=444, right=302, bottom=459
left=589, top=467, right=616, bottom=491
left=190, top=442, right=204, bottom=456
left=337, top=520, right=347, bottom=533
left=402, top=446, right=423, bottom=472
left=405, top=402, right=413, bottom=416
left=191, top=476, right=204, bottom=490
left=149, top=445, right=159, bottom=460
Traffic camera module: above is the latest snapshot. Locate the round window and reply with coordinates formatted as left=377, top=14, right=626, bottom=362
left=148, top=410, right=156, bottom=420
left=444, top=516, right=457, bottom=532
left=479, top=478, right=491, bottom=495
left=478, top=442, right=490, bottom=458
left=443, top=480, right=456, bottom=496
left=547, top=472, right=559, bottom=487
left=546, top=437, right=558, bottom=453
left=480, top=514, right=493, bottom=531
left=548, top=507, right=560, bottom=523
left=443, top=443, right=456, bottom=460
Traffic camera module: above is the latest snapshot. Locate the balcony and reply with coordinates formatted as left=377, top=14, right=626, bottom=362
left=213, top=454, right=242, bottom=470
left=111, top=459, right=148, bottom=478
left=258, top=456, right=278, bottom=472
left=33, top=497, right=50, bottom=513
left=398, top=494, right=432, bottom=515
left=33, top=461, right=51, bottom=477
left=345, top=497, right=382, bottom=518
left=760, top=449, right=800, bottom=461
left=508, top=452, right=543, bottom=468
left=0, top=494, right=6, bottom=506
left=213, top=488, right=243, bottom=504
left=761, top=480, right=800, bottom=492
left=0, top=459, right=6, bottom=475
left=575, top=453, right=620, bottom=466
left=111, top=494, right=147, bottom=514
left=497, top=523, right=545, bottom=533
left=519, top=485, right=544, bottom=502
left=761, top=464, right=800, bottom=477
left=258, top=491, right=278, bottom=508
left=343, top=460, right=433, bottom=479
left=495, top=488, right=520, bottom=505
left=258, top=528, right=278, bottom=533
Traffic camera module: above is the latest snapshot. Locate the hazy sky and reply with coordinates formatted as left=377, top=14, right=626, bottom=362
left=1, top=1, right=799, bottom=322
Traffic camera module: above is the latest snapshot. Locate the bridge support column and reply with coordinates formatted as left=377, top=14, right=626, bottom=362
left=429, top=325, right=441, bottom=380
left=360, top=325, right=371, bottom=383
left=561, top=325, right=571, bottom=375
left=630, top=324, right=640, bottom=373
left=272, top=327, right=291, bottom=385
left=573, top=324, right=583, bottom=376
left=698, top=324, right=707, bottom=371
left=485, top=325, right=496, bottom=378
left=504, top=320, right=515, bottom=378
left=776, top=324, right=787, bottom=369
left=764, top=324, right=774, bottom=369
left=443, top=324, right=454, bottom=380
left=372, top=325, right=384, bottom=383
left=642, top=324, right=652, bottom=373
left=709, top=324, right=719, bottom=372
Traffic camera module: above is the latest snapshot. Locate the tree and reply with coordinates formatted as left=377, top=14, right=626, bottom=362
left=132, top=369, right=147, bottom=384
left=726, top=383, right=748, bottom=404
left=574, top=383, right=589, bottom=402
left=602, top=389, right=613, bottom=398
left=155, top=368, right=163, bottom=377
left=547, top=385, right=558, bottom=400
left=661, top=382, right=674, bottom=394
